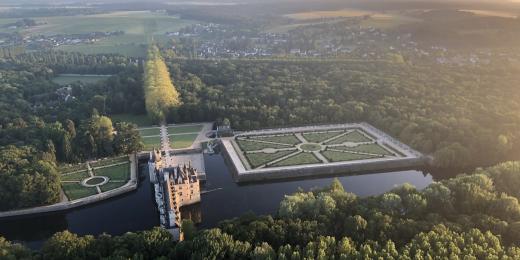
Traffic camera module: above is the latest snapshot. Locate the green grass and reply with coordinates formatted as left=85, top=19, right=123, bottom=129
left=22, top=11, right=193, bottom=36
left=360, top=14, right=421, bottom=30
left=332, top=143, right=393, bottom=156
left=271, top=152, right=321, bottom=167
left=244, top=150, right=295, bottom=168
left=300, top=143, right=322, bottom=151
left=322, top=150, right=378, bottom=162
left=90, top=156, right=129, bottom=168
left=93, top=163, right=130, bottom=181
left=326, top=130, right=372, bottom=144
left=167, top=125, right=203, bottom=134
left=169, top=133, right=198, bottom=149
left=302, top=131, right=343, bottom=143
left=138, top=127, right=161, bottom=137
left=236, top=139, right=291, bottom=151
left=61, top=171, right=90, bottom=182
left=251, top=134, right=300, bottom=145
left=5, top=11, right=198, bottom=56
left=100, top=181, right=126, bottom=192
left=52, top=74, right=111, bottom=85
left=57, top=40, right=147, bottom=57
left=142, top=136, right=162, bottom=150
left=59, top=163, right=87, bottom=174
left=62, top=183, right=98, bottom=201
left=111, top=114, right=154, bottom=127
left=86, top=177, right=106, bottom=186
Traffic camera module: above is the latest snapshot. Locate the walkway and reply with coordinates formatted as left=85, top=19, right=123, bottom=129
left=160, top=124, right=175, bottom=167
left=86, top=162, right=102, bottom=194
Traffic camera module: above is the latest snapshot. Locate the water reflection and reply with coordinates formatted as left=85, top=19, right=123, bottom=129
left=0, top=153, right=433, bottom=248
left=198, top=153, right=433, bottom=228
left=0, top=162, right=159, bottom=249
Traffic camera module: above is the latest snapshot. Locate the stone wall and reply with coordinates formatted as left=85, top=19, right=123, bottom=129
left=0, top=154, right=139, bottom=219
left=228, top=153, right=427, bottom=183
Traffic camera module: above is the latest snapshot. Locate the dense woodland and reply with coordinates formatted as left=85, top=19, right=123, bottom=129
left=167, top=58, right=520, bottom=168
left=3, top=161, right=520, bottom=258
left=0, top=53, right=144, bottom=210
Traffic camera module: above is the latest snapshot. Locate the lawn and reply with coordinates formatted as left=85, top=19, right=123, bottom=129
left=332, top=143, right=393, bottom=156
left=250, top=134, right=300, bottom=145
left=322, top=150, right=378, bottom=162
left=326, top=130, right=372, bottom=144
left=93, top=163, right=130, bottom=181
left=61, top=171, right=90, bottom=182
left=138, top=127, right=161, bottom=137
left=52, top=74, right=111, bottom=85
left=62, top=183, right=98, bottom=201
left=57, top=39, right=148, bottom=57
left=169, top=133, right=198, bottom=149
left=59, top=163, right=87, bottom=174
left=245, top=150, right=295, bottom=168
left=142, top=136, right=162, bottom=150
left=302, top=131, right=343, bottom=143
left=99, top=182, right=126, bottom=192
left=236, top=139, right=291, bottom=151
left=90, top=156, right=129, bottom=168
left=167, top=125, right=203, bottom=134
left=111, top=113, right=154, bottom=127
left=271, top=152, right=321, bottom=167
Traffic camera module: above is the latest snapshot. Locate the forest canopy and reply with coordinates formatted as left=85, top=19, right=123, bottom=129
left=168, top=58, right=520, bottom=168
left=0, top=53, right=144, bottom=211
left=4, top=161, right=520, bottom=259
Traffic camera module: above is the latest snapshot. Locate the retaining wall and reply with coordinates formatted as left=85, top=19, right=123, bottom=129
left=0, top=154, right=139, bottom=219
left=219, top=122, right=429, bottom=183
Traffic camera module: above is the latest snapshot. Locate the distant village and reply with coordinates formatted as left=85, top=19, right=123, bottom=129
left=165, top=22, right=519, bottom=66
left=1, top=18, right=519, bottom=66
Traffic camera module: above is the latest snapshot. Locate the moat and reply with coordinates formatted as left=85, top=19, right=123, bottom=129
left=0, top=152, right=433, bottom=249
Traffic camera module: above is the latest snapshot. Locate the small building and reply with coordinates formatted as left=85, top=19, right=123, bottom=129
left=216, top=125, right=234, bottom=137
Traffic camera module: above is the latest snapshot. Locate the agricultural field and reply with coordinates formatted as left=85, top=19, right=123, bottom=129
left=59, top=158, right=131, bottom=201
left=52, top=74, right=111, bottom=85
left=232, top=127, right=403, bottom=170
left=284, top=9, right=374, bottom=20
left=283, top=9, right=420, bottom=29
left=2, top=11, right=198, bottom=56
left=460, top=9, right=518, bottom=18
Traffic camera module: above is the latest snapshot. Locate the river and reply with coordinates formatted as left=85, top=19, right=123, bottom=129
left=0, top=153, right=433, bottom=249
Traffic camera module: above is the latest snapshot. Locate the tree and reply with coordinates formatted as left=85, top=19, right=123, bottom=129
left=0, top=237, right=33, bottom=260
left=181, top=219, right=197, bottom=241
left=113, top=122, right=143, bottom=154
left=41, top=231, right=94, bottom=260
left=144, top=45, right=182, bottom=123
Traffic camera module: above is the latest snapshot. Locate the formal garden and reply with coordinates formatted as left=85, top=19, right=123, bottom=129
left=234, top=128, right=402, bottom=169
left=59, top=156, right=131, bottom=201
